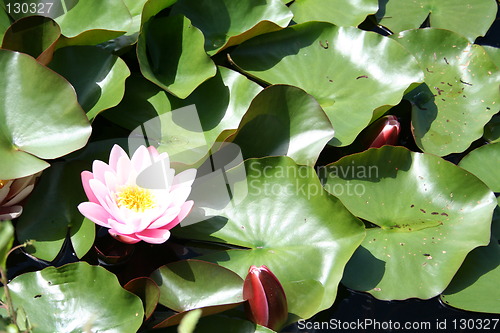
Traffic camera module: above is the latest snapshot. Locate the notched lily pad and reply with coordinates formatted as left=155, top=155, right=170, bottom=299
left=394, top=28, right=499, bottom=156
left=230, top=22, right=423, bottom=146
left=322, top=146, right=497, bottom=300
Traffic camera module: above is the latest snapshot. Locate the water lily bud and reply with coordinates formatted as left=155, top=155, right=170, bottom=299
left=243, top=265, right=288, bottom=331
left=367, top=115, right=400, bottom=148
left=0, top=174, right=40, bottom=220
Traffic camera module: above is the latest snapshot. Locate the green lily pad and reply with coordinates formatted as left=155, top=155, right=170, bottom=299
left=174, top=157, right=365, bottom=319
left=440, top=204, right=500, bottom=314
left=4, top=0, right=132, bottom=39
left=483, top=45, right=500, bottom=68
left=151, top=259, right=244, bottom=312
left=228, top=85, right=335, bottom=166
left=171, top=0, right=292, bottom=55
left=4, top=262, right=144, bottom=332
left=0, top=49, right=91, bottom=179
left=230, top=22, right=423, bottom=146
left=458, top=142, right=500, bottom=192
left=105, top=66, right=262, bottom=166
left=394, top=28, right=499, bottom=156
left=377, top=0, right=497, bottom=42
left=321, top=146, right=497, bottom=300
left=123, top=0, right=150, bottom=35
left=1, top=16, right=60, bottom=65
left=16, top=162, right=95, bottom=262
left=124, top=277, right=160, bottom=320
left=48, top=45, right=130, bottom=120
left=137, top=13, right=216, bottom=98
left=290, top=0, right=378, bottom=27
left=0, top=6, right=10, bottom=41
left=0, top=221, right=13, bottom=269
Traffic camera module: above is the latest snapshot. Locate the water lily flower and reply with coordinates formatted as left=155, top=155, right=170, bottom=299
left=0, top=174, right=39, bottom=220
left=78, top=145, right=196, bottom=244
left=243, top=265, right=288, bottom=331
left=367, top=115, right=401, bottom=148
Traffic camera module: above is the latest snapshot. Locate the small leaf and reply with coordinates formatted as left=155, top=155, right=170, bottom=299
left=48, top=45, right=130, bottom=120
left=137, top=14, right=216, bottom=98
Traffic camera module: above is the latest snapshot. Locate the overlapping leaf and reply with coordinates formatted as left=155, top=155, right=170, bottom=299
left=5, top=262, right=144, bottom=332
left=394, top=28, right=499, bottom=156
left=291, top=0, right=378, bottom=27
left=440, top=204, right=500, bottom=313
left=230, top=22, right=423, bottom=146
left=171, top=0, right=293, bottom=55
left=0, top=49, right=91, bottom=179
left=3, top=0, right=132, bottom=42
left=321, top=146, right=496, bottom=300
left=458, top=142, right=500, bottom=192
left=174, top=157, right=365, bottom=319
left=377, top=0, right=497, bottom=42
left=228, top=85, right=335, bottom=166
left=137, top=13, right=216, bottom=98
left=48, top=45, right=130, bottom=120
left=1, top=16, right=60, bottom=65
left=17, top=162, right=95, bottom=262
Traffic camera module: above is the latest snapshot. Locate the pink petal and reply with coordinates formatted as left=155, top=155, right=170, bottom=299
left=92, top=160, right=114, bottom=183
left=81, top=171, right=99, bottom=203
left=131, top=145, right=154, bottom=173
left=148, top=206, right=181, bottom=229
left=109, top=229, right=141, bottom=244
left=135, top=228, right=171, bottom=244
left=116, top=155, right=133, bottom=185
left=0, top=205, right=22, bottom=220
left=167, top=186, right=193, bottom=209
left=147, top=146, right=160, bottom=158
left=171, top=168, right=197, bottom=188
left=163, top=200, right=194, bottom=230
left=88, top=179, right=113, bottom=210
left=109, top=145, right=128, bottom=170
left=8, top=175, right=34, bottom=198
left=108, top=218, right=138, bottom=235
left=77, top=202, right=111, bottom=227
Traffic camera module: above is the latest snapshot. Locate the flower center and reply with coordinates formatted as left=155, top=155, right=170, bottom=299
left=116, top=185, right=155, bottom=212
left=0, top=180, right=7, bottom=189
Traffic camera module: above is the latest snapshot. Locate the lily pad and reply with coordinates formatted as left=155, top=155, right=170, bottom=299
left=290, top=0, right=378, bottom=27
left=151, top=259, right=244, bottom=312
left=321, top=146, right=497, bottom=300
left=230, top=22, right=423, bottom=146
left=4, top=0, right=132, bottom=40
left=228, top=84, right=335, bottom=166
left=377, top=0, right=497, bottom=42
left=4, top=262, right=144, bottom=332
left=483, top=114, right=500, bottom=143
left=440, top=204, right=500, bottom=314
left=48, top=45, right=130, bottom=120
left=0, top=6, right=10, bottom=41
left=137, top=13, right=216, bottom=98
left=171, top=0, right=293, bottom=55
left=124, top=277, right=160, bottom=320
left=458, top=142, right=500, bottom=192
left=16, top=162, right=95, bottom=262
left=394, top=28, right=499, bottom=156
left=0, top=49, right=91, bottom=179
left=483, top=45, right=500, bottom=68
left=105, top=66, right=262, bottom=166
left=1, top=16, right=60, bottom=65
left=174, top=157, right=365, bottom=319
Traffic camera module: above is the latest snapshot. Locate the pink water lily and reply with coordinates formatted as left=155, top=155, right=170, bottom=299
left=0, top=174, right=39, bottom=220
left=78, top=145, right=196, bottom=244
left=367, top=115, right=401, bottom=148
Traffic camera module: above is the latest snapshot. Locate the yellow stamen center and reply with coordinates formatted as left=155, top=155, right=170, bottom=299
left=0, top=180, right=8, bottom=189
left=116, top=185, right=155, bottom=212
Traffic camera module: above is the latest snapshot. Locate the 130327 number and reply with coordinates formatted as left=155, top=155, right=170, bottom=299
left=5, top=2, right=54, bottom=15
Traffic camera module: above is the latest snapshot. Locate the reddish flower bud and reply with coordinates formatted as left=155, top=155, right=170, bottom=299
left=367, top=115, right=401, bottom=148
left=243, top=265, right=288, bottom=331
